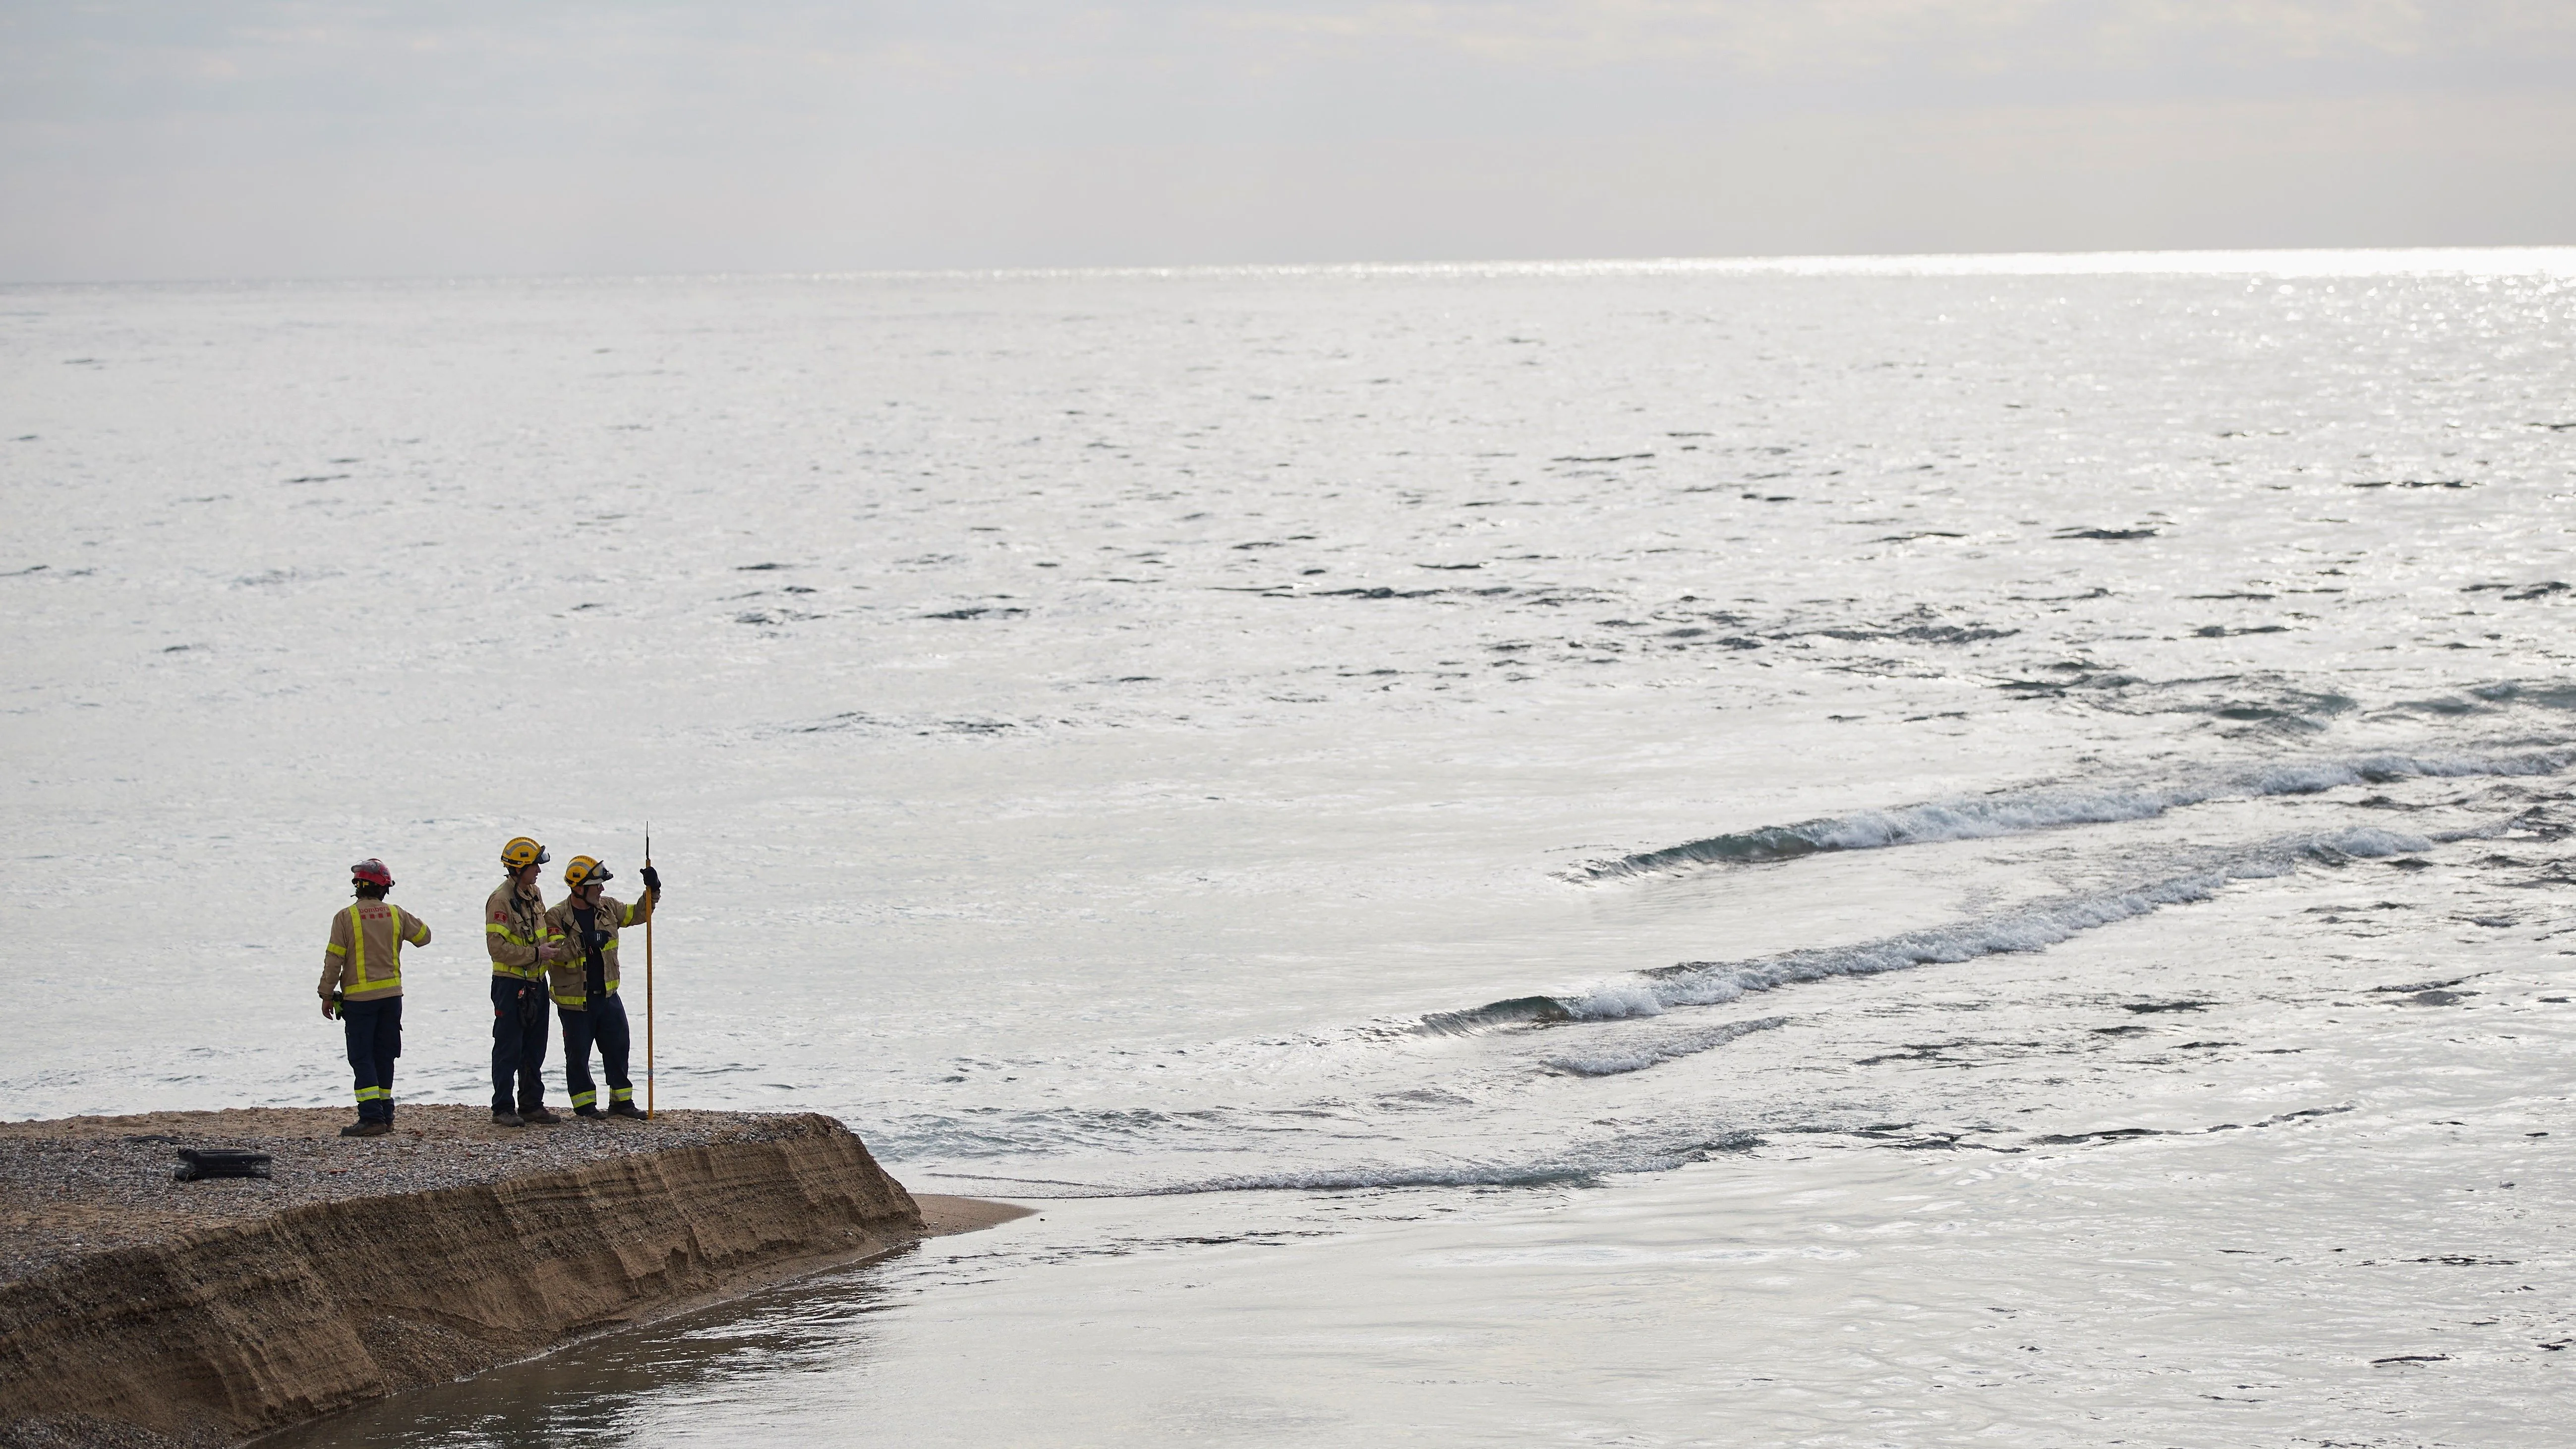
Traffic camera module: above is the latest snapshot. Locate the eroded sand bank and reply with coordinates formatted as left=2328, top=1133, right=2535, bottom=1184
left=0, top=1107, right=1022, bottom=1448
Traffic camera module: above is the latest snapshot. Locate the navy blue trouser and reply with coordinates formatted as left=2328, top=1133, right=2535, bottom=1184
left=559, top=993, right=633, bottom=1111
left=490, top=976, right=552, bottom=1113
left=341, top=995, right=401, bottom=1122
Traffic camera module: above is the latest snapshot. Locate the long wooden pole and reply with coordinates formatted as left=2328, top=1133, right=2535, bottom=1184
left=644, top=824, right=655, bottom=1121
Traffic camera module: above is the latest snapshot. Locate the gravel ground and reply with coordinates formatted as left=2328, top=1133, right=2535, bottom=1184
left=0, top=1105, right=837, bottom=1286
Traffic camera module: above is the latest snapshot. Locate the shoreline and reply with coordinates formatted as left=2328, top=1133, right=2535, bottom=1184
left=0, top=1106, right=1025, bottom=1448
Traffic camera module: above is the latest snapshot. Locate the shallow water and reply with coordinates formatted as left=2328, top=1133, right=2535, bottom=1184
left=6, top=251, right=2575, bottom=1446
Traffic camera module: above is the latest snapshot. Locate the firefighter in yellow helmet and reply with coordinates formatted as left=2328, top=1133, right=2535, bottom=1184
left=318, top=858, right=431, bottom=1138
left=485, top=836, right=569, bottom=1127
left=542, top=854, right=661, bottom=1118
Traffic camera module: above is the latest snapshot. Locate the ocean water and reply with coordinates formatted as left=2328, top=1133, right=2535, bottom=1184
left=6, top=250, right=2576, bottom=1446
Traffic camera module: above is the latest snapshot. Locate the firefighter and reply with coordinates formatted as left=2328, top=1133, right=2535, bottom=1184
left=543, top=855, right=660, bottom=1119
left=485, top=836, right=568, bottom=1127
left=318, top=859, right=430, bottom=1138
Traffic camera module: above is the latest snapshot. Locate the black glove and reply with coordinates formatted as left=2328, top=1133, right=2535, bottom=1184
left=641, top=865, right=661, bottom=893
left=520, top=982, right=548, bottom=1025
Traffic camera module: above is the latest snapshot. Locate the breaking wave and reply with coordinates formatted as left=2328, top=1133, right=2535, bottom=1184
left=1579, top=750, right=2568, bottom=879
left=1451, top=825, right=2460, bottom=1031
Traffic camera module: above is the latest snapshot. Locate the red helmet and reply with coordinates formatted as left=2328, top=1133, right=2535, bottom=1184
left=351, top=858, right=394, bottom=887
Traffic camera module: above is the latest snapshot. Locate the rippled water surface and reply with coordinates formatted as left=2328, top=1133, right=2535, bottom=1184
left=6, top=252, right=2576, bottom=1446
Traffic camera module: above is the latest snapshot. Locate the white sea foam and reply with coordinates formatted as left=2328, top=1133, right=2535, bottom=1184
left=1565, top=826, right=2436, bottom=1022
left=1585, top=753, right=2564, bottom=879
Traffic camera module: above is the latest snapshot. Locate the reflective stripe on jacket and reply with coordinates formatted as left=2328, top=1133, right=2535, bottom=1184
left=541, top=892, right=653, bottom=1009
left=484, top=881, right=559, bottom=980
left=320, top=902, right=429, bottom=1002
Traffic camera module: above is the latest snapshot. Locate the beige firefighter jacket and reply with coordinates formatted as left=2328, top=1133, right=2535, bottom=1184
left=541, top=891, right=654, bottom=1010
left=319, top=900, right=431, bottom=1003
left=484, top=880, right=560, bottom=981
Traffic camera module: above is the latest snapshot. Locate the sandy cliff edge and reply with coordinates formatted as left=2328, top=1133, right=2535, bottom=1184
left=0, top=1107, right=1024, bottom=1448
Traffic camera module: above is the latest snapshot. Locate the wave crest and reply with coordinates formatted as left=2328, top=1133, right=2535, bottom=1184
left=1485, top=825, right=2444, bottom=1028
left=1579, top=750, right=2565, bottom=880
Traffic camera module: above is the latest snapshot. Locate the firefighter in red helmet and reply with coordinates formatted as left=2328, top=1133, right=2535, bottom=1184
left=318, top=858, right=431, bottom=1138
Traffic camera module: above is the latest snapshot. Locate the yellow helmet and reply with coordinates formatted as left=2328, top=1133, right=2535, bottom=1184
left=564, top=855, right=613, bottom=889
left=502, top=836, right=549, bottom=869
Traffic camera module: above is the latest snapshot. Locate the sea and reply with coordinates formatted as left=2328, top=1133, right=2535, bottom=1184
left=5, top=249, right=2574, bottom=1447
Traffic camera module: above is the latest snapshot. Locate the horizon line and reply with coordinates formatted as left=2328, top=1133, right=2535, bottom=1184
left=6, top=242, right=2574, bottom=290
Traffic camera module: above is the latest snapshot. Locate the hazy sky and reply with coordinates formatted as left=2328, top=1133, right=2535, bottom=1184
left=5, top=1, right=2574, bottom=280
